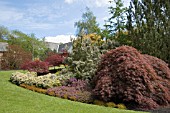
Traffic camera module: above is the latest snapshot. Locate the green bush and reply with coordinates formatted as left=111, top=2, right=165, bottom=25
left=64, top=36, right=118, bottom=81
left=65, top=37, right=101, bottom=81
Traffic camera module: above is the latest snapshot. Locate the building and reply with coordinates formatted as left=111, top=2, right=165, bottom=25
left=0, top=42, right=8, bottom=69
left=58, top=42, right=73, bottom=53
left=45, top=42, right=60, bottom=52
left=46, top=41, right=73, bottom=53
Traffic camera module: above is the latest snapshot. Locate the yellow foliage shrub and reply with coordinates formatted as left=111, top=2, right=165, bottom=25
left=117, top=103, right=126, bottom=109
left=93, top=100, right=106, bottom=106
left=106, top=102, right=116, bottom=108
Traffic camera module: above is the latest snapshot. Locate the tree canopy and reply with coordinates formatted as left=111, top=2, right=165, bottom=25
left=126, top=0, right=170, bottom=63
left=75, top=7, right=100, bottom=36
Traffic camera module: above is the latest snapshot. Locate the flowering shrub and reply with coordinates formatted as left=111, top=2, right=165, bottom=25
left=47, top=78, right=93, bottom=103
left=93, top=46, right=170, bottom=110
left=64, top=77, right=91, bottom=91
left=10, top=72, right=63, bottom=89
left=21, top=60, right=49, bottom=74
left=47, top=86, right=93, bottom=103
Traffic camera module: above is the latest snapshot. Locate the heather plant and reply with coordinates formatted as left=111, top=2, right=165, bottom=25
left=65, top=77, right=91, bottom=91
left=93, top=46, right=170, bottom=110
left=47, top=78, right=93, bottom=103
left=47, top=86, right=93, bottom=103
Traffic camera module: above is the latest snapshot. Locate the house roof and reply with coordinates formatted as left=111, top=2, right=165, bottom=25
left=0, top=42, right=8, bottom=52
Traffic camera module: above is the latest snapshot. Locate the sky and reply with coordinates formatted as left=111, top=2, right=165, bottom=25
left=0, top=0, right=130, bottom=43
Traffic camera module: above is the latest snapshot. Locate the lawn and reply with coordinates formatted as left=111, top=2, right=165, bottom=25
left=0, top=71, right=148, bottom=113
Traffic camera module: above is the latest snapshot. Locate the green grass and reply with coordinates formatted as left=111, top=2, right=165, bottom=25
left=0, top=71, right=148, bottom=113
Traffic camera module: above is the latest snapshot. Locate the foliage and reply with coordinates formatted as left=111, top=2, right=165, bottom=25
left=64, top=77, right=91, bottom=91
left=93, top=46, right=170, bottom=110
left=104, top=0, right=127, bottom=39
left=45, top=54, right=64, bottom=67
left=143, top=54, right=170, bottom=80
left=93, top=100, right=106, bottom=106
left=0, top=26, right=48, bottom=60
left=47, top=78, right=93, bottom=103
left=117, top=104, right=127, bottom=109
left=106, top=102, right=116, bottom=108
left=63, top=34, right=119, bottom=81
left=93, top=100, right=126, bottom=109
left=20, top=84, right=47, bottom=94
left=83, top=33, right=104, bottom=45
left=0, top=25, right=9, bottom=41
left=2, top=71, right=144, bottom=113
left=49, top=65, right=66, bottom=71
left=47, top=86, right=93, bottom=103
left=65, top=37, right=101, bottom=81
left=1, top=44, right=32, bottom=70
left=9, top=31, right=48, bottom=60
left=21, top=60, right=49, bottom=74
left=126, top=0, right=170, bottom=64
left=75, top=7, right=100, bottom=36
left=10, top=72, right=63, bottom=88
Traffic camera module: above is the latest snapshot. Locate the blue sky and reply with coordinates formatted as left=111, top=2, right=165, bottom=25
left=0, top=0, right=130, bottom=43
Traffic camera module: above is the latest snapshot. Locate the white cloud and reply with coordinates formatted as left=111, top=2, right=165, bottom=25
left=64, top=0, right=110, bottom=7
left=93, top=0, right=110, bottom=7
left=0, top=1, right=67, bottom=31
left=64, top=0, right=130, bottom=8
left=65, top=0, right=77, bottom=4
left=45, top=35, right=77, bottom=43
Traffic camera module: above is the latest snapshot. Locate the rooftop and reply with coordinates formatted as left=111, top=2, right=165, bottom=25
left=0, top=42, right=8, bottom=52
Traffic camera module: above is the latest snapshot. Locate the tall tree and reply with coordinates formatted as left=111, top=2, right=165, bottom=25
left=1, top=45, right=32, bottom=70
left=75, top=7, right=100, bottom=36
left=7, top=30, right=47, bottom=60
left=0, top=26, right=9, bottom=41
left=106, top=0, right=127, bottom=38
left=126, top=0, right=170, bottom=63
